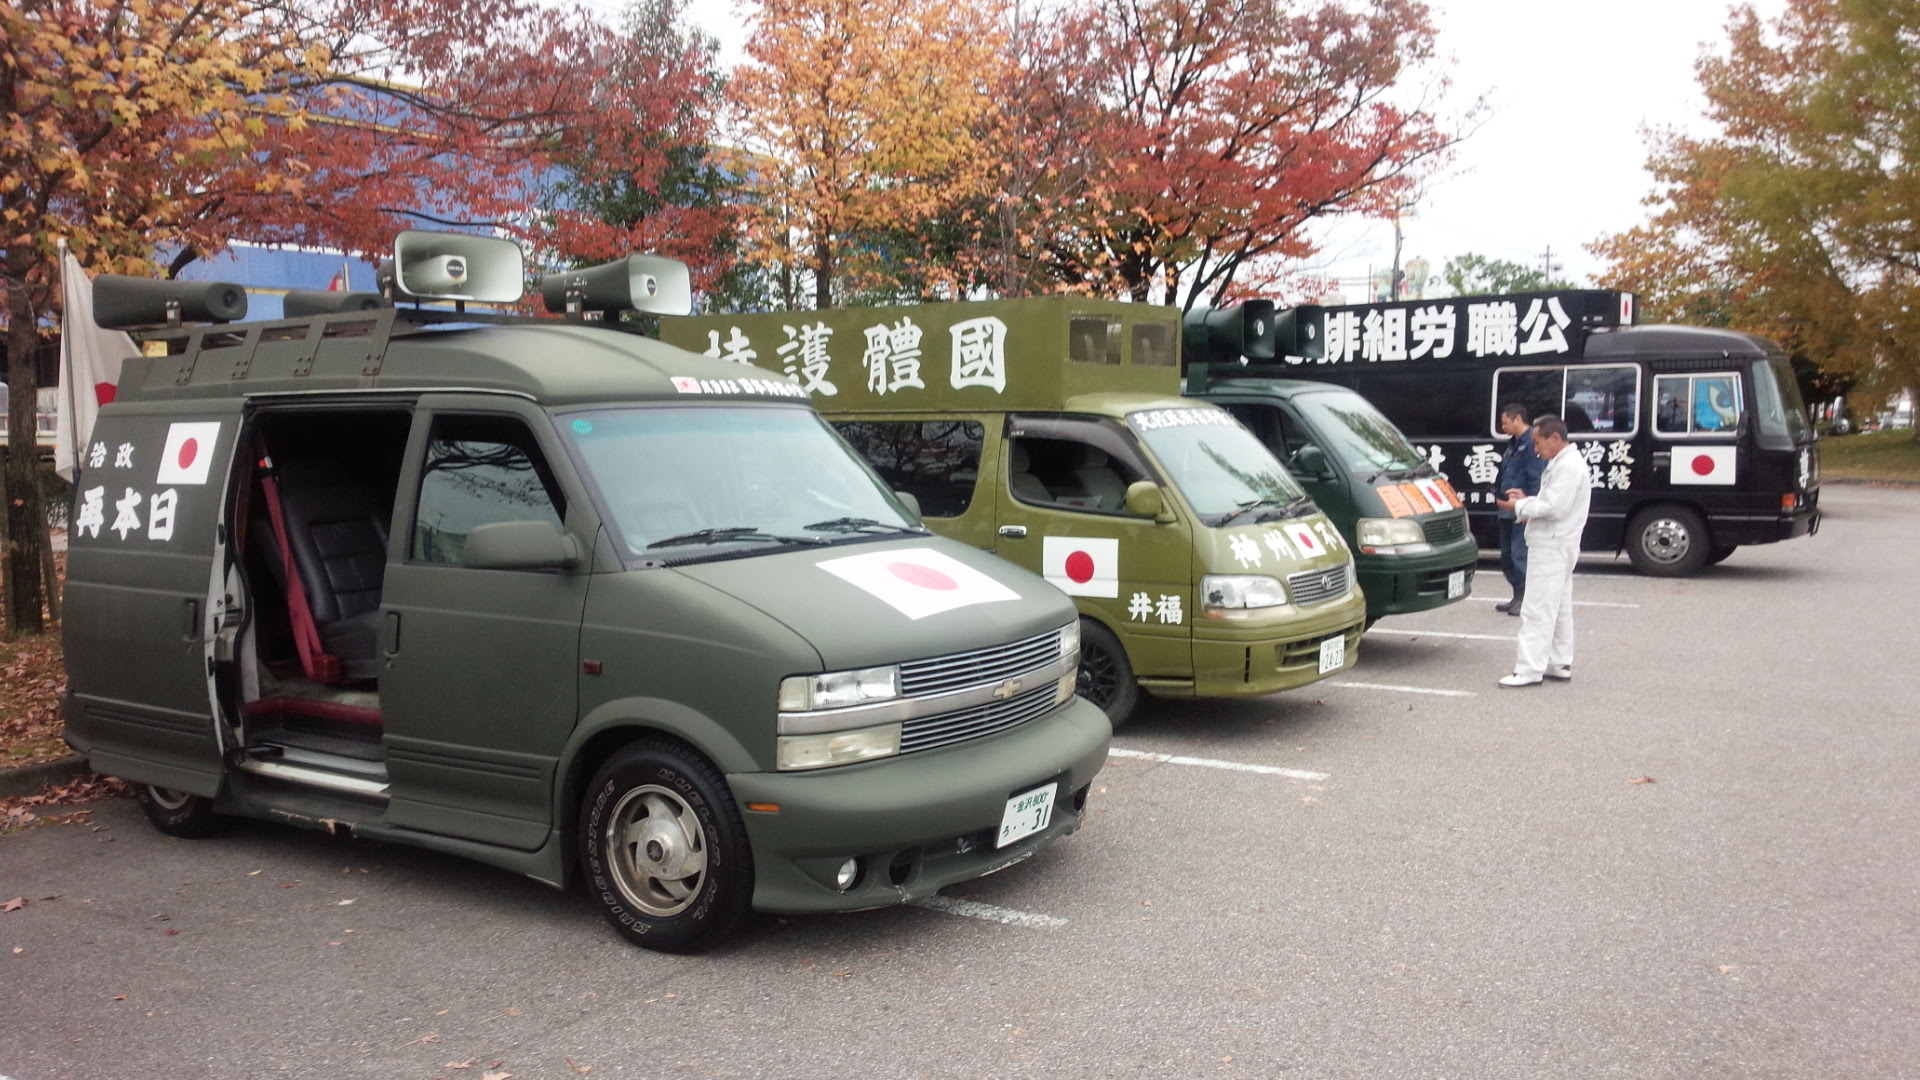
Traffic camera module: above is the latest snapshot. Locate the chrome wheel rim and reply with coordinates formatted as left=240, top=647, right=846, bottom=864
left=605, top=784, right=708, bottom=918
left=147, top=786, right=193, bottom=811
left=1640, top=517, right=1694, bottom=565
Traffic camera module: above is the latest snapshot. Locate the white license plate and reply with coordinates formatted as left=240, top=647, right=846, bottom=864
left=996, top=783, right=1058, bottom=849
left=1447, top=569, right=1467, bottom=599
left=1318, top=634, right=1346, bottom=675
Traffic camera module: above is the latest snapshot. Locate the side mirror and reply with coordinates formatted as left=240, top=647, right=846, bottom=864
left=462, top=520, right=581, bottom=571
left=1124, top=480, right=1176, bottom=523
left=893, top=490, right=922, bottom=521
left=1290, top=444, right=1331, bottom=479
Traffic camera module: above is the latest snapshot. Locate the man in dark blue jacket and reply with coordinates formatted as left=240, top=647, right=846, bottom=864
left=1493, top=404, right=1546, bottom=615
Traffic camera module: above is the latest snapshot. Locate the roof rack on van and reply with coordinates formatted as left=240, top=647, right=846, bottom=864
left=91, top=229, right=697, bottom=384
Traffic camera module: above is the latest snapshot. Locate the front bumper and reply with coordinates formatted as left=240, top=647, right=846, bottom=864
left=1164, top=588, right=1367, bottom=699
left=727, top=695, right=1111, bottom=914
left=1354, top=537, right=1480, bottom=617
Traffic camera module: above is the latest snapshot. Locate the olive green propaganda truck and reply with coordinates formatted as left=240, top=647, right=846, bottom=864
left=661, top=298, right=1368, bottom=726
left=59, top=232, right=1108, bottom=954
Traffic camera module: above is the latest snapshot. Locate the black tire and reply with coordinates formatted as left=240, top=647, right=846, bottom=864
left=1076, top=618, right=1138, bottom=728
left=1705, top=545, right=1737, bottom=565
left=579, top=739, right=753, bottom=954
left=134, top=784, right=227, bottom=839
left=1625, top=504, right=1712, bottom=576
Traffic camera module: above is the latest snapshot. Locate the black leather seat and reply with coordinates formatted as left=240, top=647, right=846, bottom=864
left=271, top=460, right=389, bottom=682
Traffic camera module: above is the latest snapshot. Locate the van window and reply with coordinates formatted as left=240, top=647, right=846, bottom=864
left=831, top=420, right=984, bottom=518
left=1493, top=365, right=1639, bottom=436
left=1126, top=408, right=1306, bottom=520
left=412, top=415, right=567, bottom=564
left=1754, top=358, right=1813, bottom=441
left=566, top=406, right=915, bottom=558
left=1564, top=365, right=1639, bottom=434
left=1287, top=390, right=1426, bottom=474
left=1008, top=432, right=1147, bottom=513
left=1655, top=373, right=1742, bottom=436
left=1132, top=322, right=1177, bottom=367
left=1070, top=317, right=1121, bottom=365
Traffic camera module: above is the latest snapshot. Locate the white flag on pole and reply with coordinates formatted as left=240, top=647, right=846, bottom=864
left=53, top=246, right=137, bottom=481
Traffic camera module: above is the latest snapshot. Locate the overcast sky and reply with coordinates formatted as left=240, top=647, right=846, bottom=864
left=586, top=0, right=1783, bottom=302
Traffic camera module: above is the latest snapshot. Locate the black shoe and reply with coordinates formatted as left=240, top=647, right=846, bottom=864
left=1507, top=601, right=1522, bottom=617
left=1496, top=594, right=1523, bottom=614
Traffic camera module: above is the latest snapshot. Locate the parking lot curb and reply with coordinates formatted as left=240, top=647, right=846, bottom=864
left=0, top=754, right=91, bottom=798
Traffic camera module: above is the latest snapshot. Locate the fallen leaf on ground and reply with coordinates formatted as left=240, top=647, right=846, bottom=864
left=162, top=929, right=180, bottom=936
left=1627, top=776, right=1656, bottom=785
left=3, top=897, right=25, bottom=913
left=566, top=1057, right=591, bottom=1074
left=481, top=1072, right=512, bottom=1080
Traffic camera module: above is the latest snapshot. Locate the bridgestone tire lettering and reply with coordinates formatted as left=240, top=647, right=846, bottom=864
left=579, top=739, right=753, bottom=954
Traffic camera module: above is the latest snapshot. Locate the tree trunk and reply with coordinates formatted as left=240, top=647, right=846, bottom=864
left=812, top=233, right=834, bottom=311
left=4, top=284, right=49, bottom=639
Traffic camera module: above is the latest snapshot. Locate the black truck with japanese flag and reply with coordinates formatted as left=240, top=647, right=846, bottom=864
left=1194, top=289, right=1820, bottom=575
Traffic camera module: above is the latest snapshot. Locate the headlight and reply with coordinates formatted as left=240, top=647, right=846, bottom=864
left=1058, top=620, right=1080, bottom=664
left=777, top=724, right=902, bottom=771
left=778, top=665, right=901, bottom=712
left=1202, top=574, right=1288, bottom=610
left=1355, top=516, right=1432, bottom=555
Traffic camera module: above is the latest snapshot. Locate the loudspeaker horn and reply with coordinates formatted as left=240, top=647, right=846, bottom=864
left=282, top=290, right=390, bottom=318
left=93, top=275, right=248, bottom=330
left=540, top=254, right=693, bottom=317
left=386, top=230, right=525, bottom=304
left=1181, top=299, right=1278, bottom=366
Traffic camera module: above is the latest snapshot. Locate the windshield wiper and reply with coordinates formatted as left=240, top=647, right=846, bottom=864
left=646, top=527, right=829, bottom=550
left=1217, top=497, right=1287, bottom=526
left=802, top=516, right=925, bottom=534
left=1364, top=464, right=1424, bottom=484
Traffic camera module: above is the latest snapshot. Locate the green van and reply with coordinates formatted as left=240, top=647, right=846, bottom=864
left=59, top=233, right=1109, bottom=954
left=661, top=298, right=1368, bottom=725
left=1190, top=377, right=1479, bottom=621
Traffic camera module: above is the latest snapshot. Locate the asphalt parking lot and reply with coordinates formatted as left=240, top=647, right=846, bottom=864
left=4, top=484, right=1918, bottom=1080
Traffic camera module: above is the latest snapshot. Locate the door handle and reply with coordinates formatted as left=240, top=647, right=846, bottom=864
left=182, top=599, right=202, bottom=642
left=998, top=525, right=1028, bottom=539
left=383, top=611, right=402, bottom=655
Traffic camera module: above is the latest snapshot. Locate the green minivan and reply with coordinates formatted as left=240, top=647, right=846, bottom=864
left=59, top=232, right=1108, bottom=954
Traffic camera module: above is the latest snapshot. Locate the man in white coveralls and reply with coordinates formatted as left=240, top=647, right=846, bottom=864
left=1494, top=415, right=1591, bottom=688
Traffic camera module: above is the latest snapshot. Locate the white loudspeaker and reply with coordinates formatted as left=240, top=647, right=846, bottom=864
left=390, top=230, right=525, bottom=304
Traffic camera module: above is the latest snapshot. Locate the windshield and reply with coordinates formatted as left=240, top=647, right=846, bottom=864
left=1126, top=407, right=1306, bottom=522
left=1754, top=357, right=1814, bottom=441
left=1292, top=389, right=1427, bottom=475
left=563, top=405, right=919, bottom=561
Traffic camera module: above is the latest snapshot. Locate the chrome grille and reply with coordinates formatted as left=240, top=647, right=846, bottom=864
left=901, top=683, right=1059, bottom=755
left=1286, top=563, right=1351, bottom=607
left=1421, top=512, right=1468, bottom=544
left=899, top=628, right=1063, bottom=698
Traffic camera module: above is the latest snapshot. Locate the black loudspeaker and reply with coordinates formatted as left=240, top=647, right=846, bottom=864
left=539, top=255, right=693, bottom=317
left=382, top=230, right=525, bottom=304
left=282, top=290, right=390, bottom=318
left=1181, top=300, right=1278, bottom=365
left=1271, top=304, right=1324, bottom=360
left=94, top=275, right=248, bottom=330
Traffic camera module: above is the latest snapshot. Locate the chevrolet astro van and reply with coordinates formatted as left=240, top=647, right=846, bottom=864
left=60, top=232, right=1108, bottom=953
left=661, top=298, right=1368, bottom=726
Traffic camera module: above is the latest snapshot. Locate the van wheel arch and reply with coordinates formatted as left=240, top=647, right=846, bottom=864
left=1075, top=616, right=1138, bottom=728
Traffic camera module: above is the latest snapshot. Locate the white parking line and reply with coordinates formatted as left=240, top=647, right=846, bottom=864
left=1107, top=747, right=1329, bottom=781
left=1467, top=596, right=1640, bottom=609
left=1328, top=681, right=1478, bottom=697
left=911, top=895, right=1068, bottom=928
left=1370, top=627, right=1516, bottom=642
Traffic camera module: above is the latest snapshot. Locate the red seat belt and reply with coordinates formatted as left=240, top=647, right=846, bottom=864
left=258, top=465, right=345, bottom=685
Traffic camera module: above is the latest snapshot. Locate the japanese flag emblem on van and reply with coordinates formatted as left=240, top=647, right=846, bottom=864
left=816, top=547, right=1020, bottom=620
left=1043, top=536, right=1119, bottom=598
left=1413, top=478, right=1454, bottom=512
left=155, top=422, right=222, bottom=485
left=1671, top=446, right=1737, bottom=486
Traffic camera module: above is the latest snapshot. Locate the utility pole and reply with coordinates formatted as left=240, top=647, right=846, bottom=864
left=1541, top=245, right=1563, bottom=283
left=1390, top=209, right=1406, bottom=300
